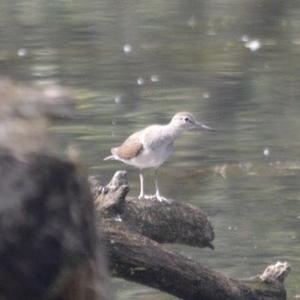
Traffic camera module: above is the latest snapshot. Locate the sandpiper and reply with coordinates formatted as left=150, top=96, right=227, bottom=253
left=104, top=112, right=213, bottom=202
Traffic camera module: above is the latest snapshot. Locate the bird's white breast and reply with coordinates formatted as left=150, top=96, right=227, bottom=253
left=127, top=125, right=175, bottom=169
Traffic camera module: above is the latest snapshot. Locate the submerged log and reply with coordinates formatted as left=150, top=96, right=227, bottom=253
left=103, top=221, right=289, bottom=300
left=94, top=171, right=290, bottom=300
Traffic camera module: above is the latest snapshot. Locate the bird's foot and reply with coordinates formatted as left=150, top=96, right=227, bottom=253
left=138, top=194, right=156, bottom=200
left=138, top=194, right=173, bottom=204
left=156, top=194, right=173, bottom=204
left=144, top=194, right=157, bottom=200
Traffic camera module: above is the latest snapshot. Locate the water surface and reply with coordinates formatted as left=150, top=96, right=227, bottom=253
left=1, top=0, right=300, bottom=298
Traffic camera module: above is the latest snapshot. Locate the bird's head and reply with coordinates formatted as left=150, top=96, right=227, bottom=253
left=170, top=112, right=213, bottom=131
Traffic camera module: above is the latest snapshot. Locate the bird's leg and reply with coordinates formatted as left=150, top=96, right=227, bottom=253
left=138, top=171, right=156, bottom=200
left=138, top=171, right=145, bottom=199
left=154, top=169, right=173, bottom=203
left=154, top=169, right=161, bottom=199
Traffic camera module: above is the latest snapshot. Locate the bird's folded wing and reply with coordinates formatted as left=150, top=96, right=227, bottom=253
left=112, top=132, right=143, bottom=160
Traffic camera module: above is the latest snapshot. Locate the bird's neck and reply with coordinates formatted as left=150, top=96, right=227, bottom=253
left=164, top=123, right=184, bottom=140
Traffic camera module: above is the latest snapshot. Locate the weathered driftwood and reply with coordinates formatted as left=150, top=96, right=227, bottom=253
left=94, top=171, right=290, bottom=300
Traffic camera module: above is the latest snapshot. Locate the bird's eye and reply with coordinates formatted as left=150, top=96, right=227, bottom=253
left=184, top=117, right=189, bottom=122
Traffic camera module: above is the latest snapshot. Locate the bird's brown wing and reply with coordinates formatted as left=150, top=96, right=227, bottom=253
left=112, top=131, right=143, bottom=160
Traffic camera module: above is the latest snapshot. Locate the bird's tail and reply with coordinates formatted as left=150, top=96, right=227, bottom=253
left=103, top=155, right=115, bottom=161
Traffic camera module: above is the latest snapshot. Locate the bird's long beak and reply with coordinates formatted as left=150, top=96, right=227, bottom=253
left=193, top=121, right=215, bottom=131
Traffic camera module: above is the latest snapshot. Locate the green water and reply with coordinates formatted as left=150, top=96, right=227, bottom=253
left=1, top=0, right=300, bottom=298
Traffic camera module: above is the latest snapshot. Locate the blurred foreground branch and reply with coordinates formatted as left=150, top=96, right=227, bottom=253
left=0, top=151, right=110, bottom=300
left=0, top=78, right=110, bottom=300
left=0, top=78, right=74, bottom=156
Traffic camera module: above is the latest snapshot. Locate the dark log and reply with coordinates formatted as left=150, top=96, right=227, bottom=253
left=94, top=171, right=290, bottom=300
left=94, top=171, right=214, bottom=249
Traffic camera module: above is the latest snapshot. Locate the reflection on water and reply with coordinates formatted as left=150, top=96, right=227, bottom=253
left=1, top=0, right=300, bottom=298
